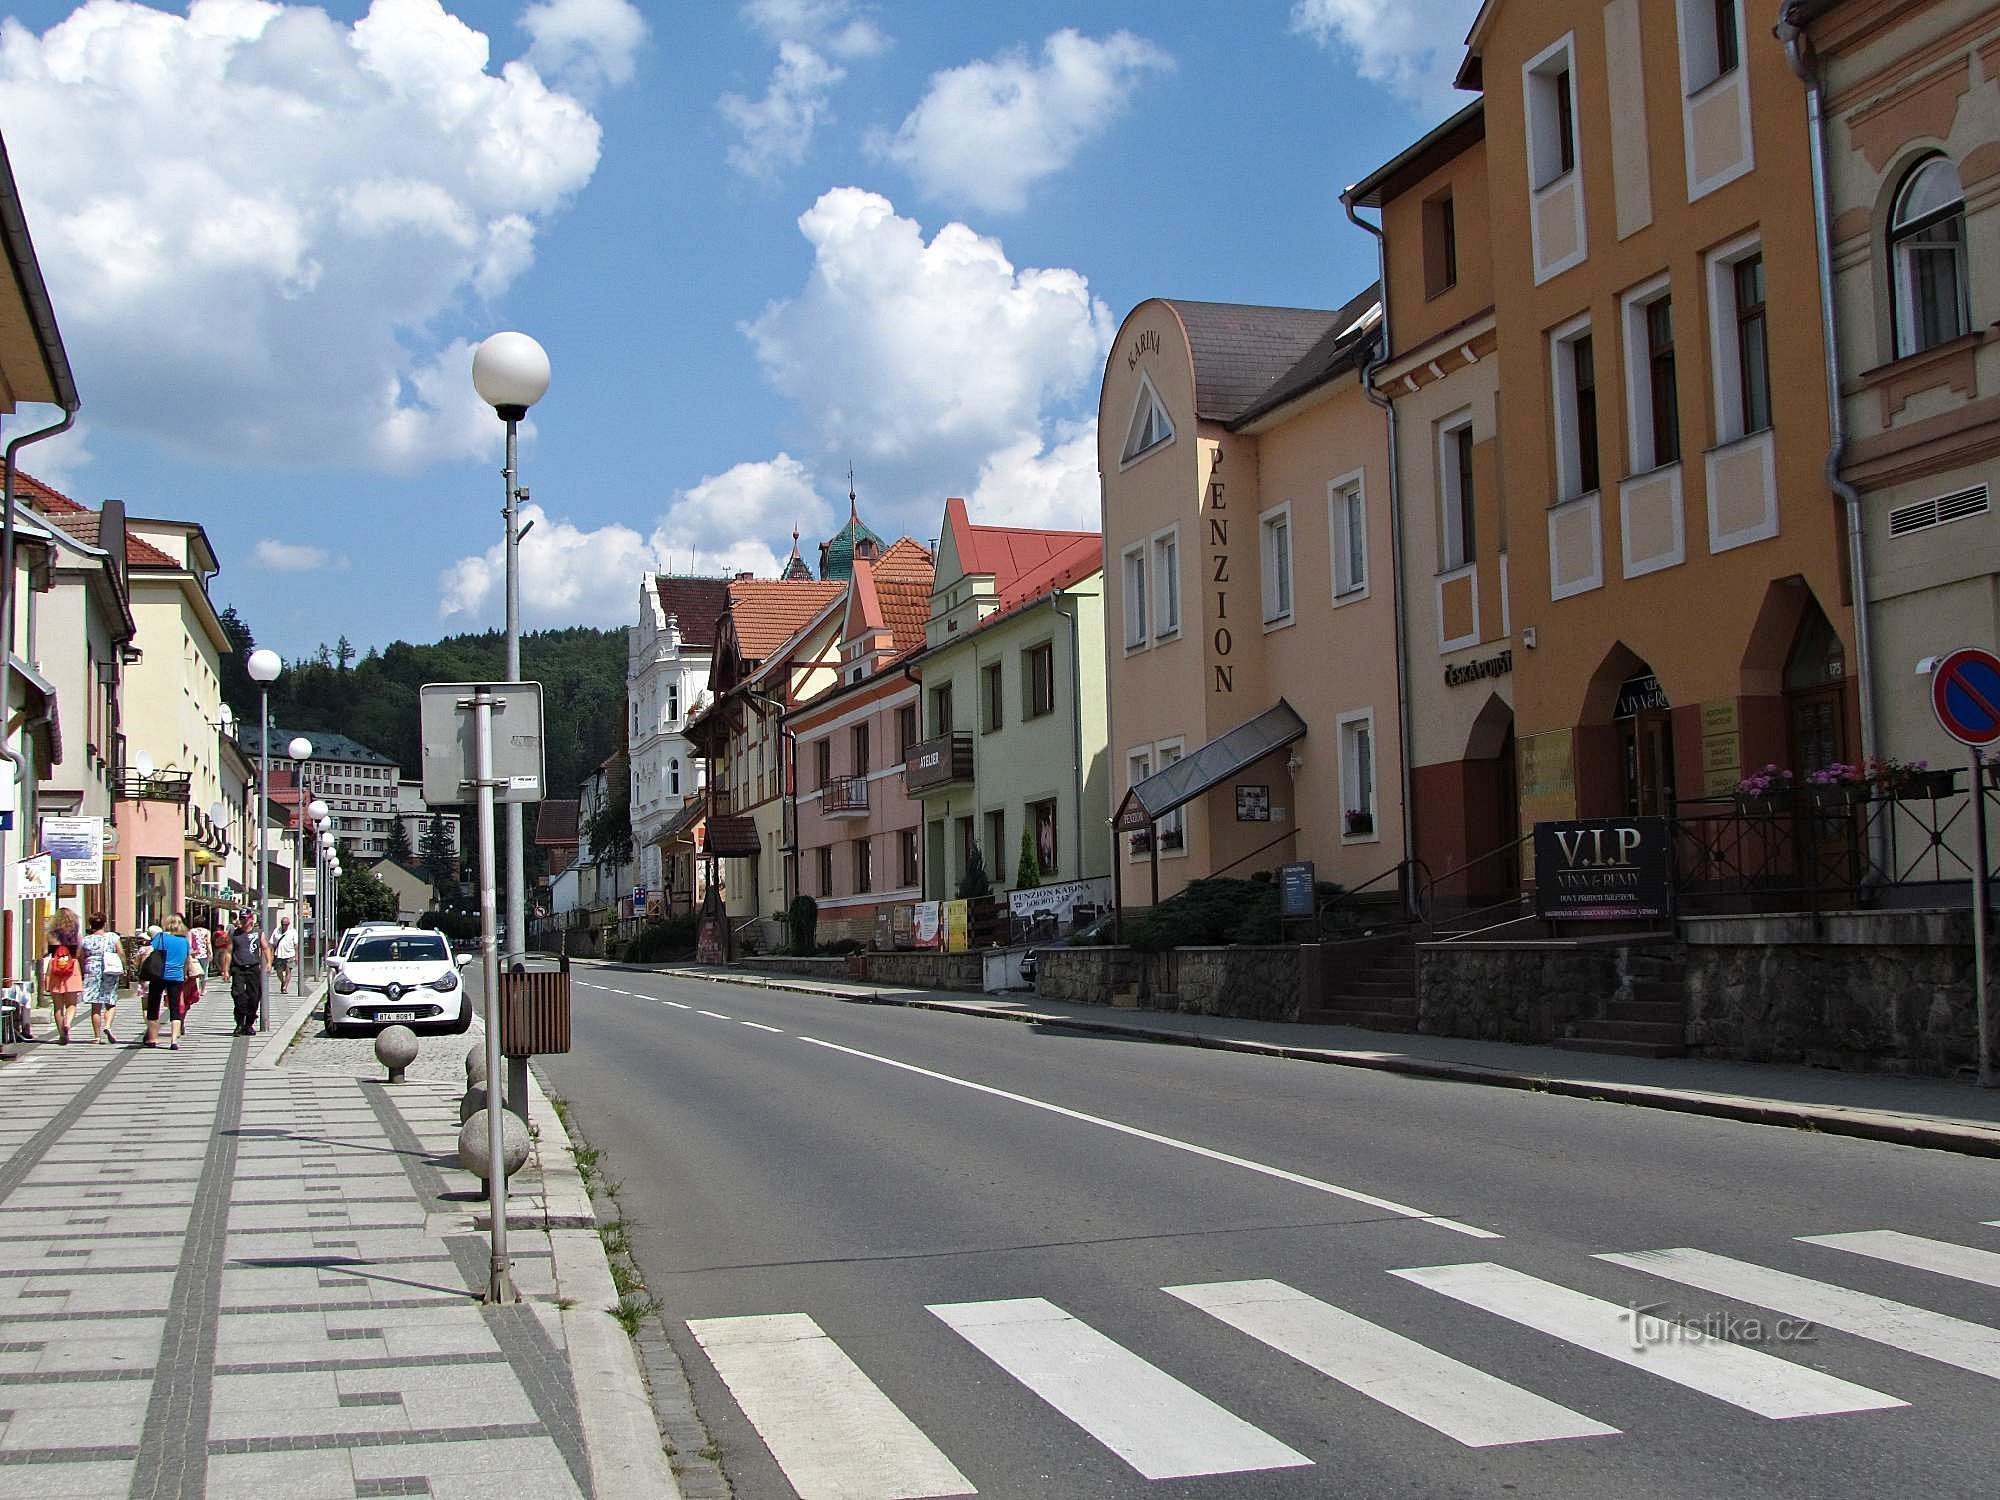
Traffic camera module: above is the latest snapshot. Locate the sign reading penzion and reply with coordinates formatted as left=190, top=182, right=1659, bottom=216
left=1532, top=817, right=1672, bottom=920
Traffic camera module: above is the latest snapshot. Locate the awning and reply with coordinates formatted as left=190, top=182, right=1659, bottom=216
left=1115, top=698, right=1306, bottom=828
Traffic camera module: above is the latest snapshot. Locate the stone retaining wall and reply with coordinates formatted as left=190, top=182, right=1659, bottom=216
left=862, top=952, right=986, bottom=992
left=735, top=956, right=851, bottom=981
left=1034, top=947, right=1143, bottom=1005
left=1416, top=942, right=1629, bottom=1044
left=1156, top=946, right=1303, bottom=1020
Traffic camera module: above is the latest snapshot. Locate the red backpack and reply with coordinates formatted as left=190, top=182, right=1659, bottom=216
left=47, top=943, right=76, bottom=984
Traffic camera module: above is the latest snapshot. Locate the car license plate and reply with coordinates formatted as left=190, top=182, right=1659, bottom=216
left=376, top=1011, right=415, bottom=1023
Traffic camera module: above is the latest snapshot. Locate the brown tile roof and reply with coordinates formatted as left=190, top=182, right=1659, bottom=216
left=534, top=799, right=580, bottom=846
left=5, top=465, right=179, bottom=568
left=726, top=579, right=845, bottom=660
left=873, top=536, right=934, bottom=585
left=878, top=581, right=931, bottom=655
left=703, top=814, right=761, bottom=857
left=654, top=575, right=733, bottom=647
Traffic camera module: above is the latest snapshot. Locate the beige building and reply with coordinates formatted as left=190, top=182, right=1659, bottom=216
left=1097, top=290, right=1402, bottom=905
left=1784, top=0, right=1999, bottom=793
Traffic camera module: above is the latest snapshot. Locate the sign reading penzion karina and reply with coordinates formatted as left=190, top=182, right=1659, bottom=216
left=1532, top=817, right=1673, bottom=920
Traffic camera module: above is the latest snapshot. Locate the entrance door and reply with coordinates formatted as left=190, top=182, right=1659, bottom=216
left=1619, top=708, right=1676, bottom=817
left=1787, top=687, right=1844, bottom=779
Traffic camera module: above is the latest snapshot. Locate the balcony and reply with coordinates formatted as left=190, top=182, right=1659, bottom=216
left=114, top=769, right=191, bottom=803
left=903, top=731, right=973, bottom=795
left=822, top=774, right=870, bottom=816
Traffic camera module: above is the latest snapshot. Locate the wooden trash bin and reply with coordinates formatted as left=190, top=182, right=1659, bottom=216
left=499, top=955, right=571, bottom=1057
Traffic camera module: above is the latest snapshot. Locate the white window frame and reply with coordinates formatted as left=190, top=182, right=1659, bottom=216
left=1619, top=273, right=1676, bottom=476
left=1125, top=748, right=1153, bottom=859
left=1549, top=312, right=1598, bottom=502
left=1155, top=738, right=1187, bottom=855
left=1260, top=502, right=1294, bottom=629
left=1675, top=0, right=1743, bottom=95
left=1328, top=469, right=1368, bottom=604
left=1120, top=371, right=1176, bottom=468
left=1121, top=542, right=1149, bottom=652
left=1438, top=413, right=1477, bottom=571
left=1704, top=231, right=1765, bottom=445
left=1523, top=35, right=1580, bottom=192
left=1337, top=710, right=1379, bottom=844
left=1151, top=525, right=1181, bottom=639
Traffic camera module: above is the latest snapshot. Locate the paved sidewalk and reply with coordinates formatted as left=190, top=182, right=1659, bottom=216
left=0, top=982, right=679, bottom=1500
left=642, top=962, right=2000, bottom=1156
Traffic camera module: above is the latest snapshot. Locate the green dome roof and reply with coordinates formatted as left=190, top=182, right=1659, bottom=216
left=818, top=509, right=881, bottom=581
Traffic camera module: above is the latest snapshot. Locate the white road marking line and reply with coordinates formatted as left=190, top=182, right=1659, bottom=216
left=1602, top=1246, right=2000, bottom=1382
left=698, top=1010, right=732, bottom=1020
left=929, top=1297, right=1310, bottom=1479
left=1394, top=1262, right=1902, bottom=1419
left=793, top=1034, right=1497, bottom=1237
left=1803, top=1230, right=2000, bottom=1291
left=664, top=1000, right=691, bottom=1010
left=1164, top=1278, right=1617, bottom=1447
left=689, top=1313, right=974, bottom=1500
left=741, top=1021, right=784, bottom=1033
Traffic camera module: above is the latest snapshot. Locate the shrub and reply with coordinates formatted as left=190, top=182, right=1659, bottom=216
left=819, top=937, right=864, bottom=956
left=1015, top=827, right=1042, bottom=889
left=957, top=845, right=991, bottom=900
left=621, top=912, right=699, bottom=963
left=1122, top=875, right=1342, bottom=952
left=787, top=895, right=818, bottom=956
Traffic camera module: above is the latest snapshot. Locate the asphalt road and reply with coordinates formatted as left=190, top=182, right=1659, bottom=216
left=538, top=965, right=2000, bottom=1500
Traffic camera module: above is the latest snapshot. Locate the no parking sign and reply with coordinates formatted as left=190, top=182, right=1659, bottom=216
left=1931, top=647, right=2000, bottom=748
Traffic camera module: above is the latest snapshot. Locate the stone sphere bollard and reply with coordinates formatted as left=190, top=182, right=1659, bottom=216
left=465, top=1044, right=487, bottom=1087
left=458, top=1107, right=530, bottom=1184
left=374, top=1025, right=418, bottom=1084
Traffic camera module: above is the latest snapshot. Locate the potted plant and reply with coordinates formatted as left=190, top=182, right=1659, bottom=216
left=1805, top=761, right=1867, bottom=807
left=1868, top=756, right=1956, bottom=800
left=1344, top=807, right=1374, bottom=837
left=1734, top=765, right=1793, bottom=812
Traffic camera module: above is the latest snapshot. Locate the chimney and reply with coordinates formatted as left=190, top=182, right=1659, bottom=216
left=99, top=498, right=129, bottom=596
left=735, top=570, right=754, bottom=581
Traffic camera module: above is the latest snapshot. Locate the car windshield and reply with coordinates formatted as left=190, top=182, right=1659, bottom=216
left=350, top=936, right=447, bottom=964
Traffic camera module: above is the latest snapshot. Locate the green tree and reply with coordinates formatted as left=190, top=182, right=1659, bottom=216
left=217, top=605, right=259, bottom=724
left=419, top=815, right=455, bottom=895
left=337, top=866, right=398, bottom=927
left=384, top=817, right=414, bottom=866
left=956, top=844, right=991, bottom=900
left=585, top=752, right=633, bottom=866
left=1015, top=826, right=1042, bottom=889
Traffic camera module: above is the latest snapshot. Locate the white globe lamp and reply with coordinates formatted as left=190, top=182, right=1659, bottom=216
left=471, top=332, right=550, bottom=417
left=246, top=648, right=281, bottom=685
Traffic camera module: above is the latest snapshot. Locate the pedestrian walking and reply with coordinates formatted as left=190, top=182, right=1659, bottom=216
left=212, top=922, right=231, bottom=981
left=228, top=911, right=269, bottom=1036
left=181, top=914, right=207, bottom=1021
left=43, top=908, right=83, bottom=1045
left=143, top=916, right=192, bottom=1051
left=79, top=913, right=123, bottom=1045
left=271, top=915, right=298, bottom=991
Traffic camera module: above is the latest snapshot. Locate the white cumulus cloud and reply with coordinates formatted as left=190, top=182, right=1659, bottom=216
left=968, top=423, right=1101, bottom=532
left=254, top=538, right=343, bottom=571
left=438, top=502, right=656, bottom=625
left=1290, top=0, right=1481, bottom=115
left=719, top=0, right=885, bottom=178
left=0, top=0, right=620, bottom=475
left=872, top=29, right=1173, bottom=214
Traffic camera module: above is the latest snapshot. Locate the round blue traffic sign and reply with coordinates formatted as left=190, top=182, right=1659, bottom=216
left=1932, top=647, right=2000, bottom=747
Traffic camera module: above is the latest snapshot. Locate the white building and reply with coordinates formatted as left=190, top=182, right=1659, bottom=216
left=628, top=574, right=728, bottom=900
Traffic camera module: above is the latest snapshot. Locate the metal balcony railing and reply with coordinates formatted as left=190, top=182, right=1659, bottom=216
left=822, top=774, right=870, bottom=815
left=903, top=731, right=973, bottom=794
left=114, top=768, right=191, bottom=803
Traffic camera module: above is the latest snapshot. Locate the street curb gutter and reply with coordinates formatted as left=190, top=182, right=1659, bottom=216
left=655, top=967, right=2000, bottom=1161
left=253, top=983, right=324, bottom=1070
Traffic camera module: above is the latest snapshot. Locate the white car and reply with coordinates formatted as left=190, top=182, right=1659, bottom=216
left=334, top=921, right=402, bottom=965
left=327, top=926, right=472, bottom=1036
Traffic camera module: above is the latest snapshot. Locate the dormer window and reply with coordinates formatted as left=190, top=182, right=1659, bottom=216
left=1121, top=372, right=1175, bottom=465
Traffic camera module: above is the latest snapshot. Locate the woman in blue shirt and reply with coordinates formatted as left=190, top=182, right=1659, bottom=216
left=144, top=916, right=191, bottom=1050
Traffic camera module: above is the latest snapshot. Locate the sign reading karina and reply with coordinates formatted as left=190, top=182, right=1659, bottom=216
left=1532, top=817, right=1672, bottom=920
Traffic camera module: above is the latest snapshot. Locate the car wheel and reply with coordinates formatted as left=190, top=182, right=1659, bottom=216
left=448, top=999, right=472, bottom=1034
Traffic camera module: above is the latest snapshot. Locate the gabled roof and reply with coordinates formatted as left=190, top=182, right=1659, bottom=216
left=8, top=465, right=177, bottom=567
left=1155, top=302, right=1351, bottom=423
left=726, top=578, right=846, bottom=661
left=941, top=496, right=1100, bottom=611
left=654, top=575, right=732, bottom=647
left=534, top=800, right=581, bottom=847
left=873, top=536, right=934, bottom=585
left=240, top=725, right=398, bottom=766
left=1227, top=284, right=1383, bottom=430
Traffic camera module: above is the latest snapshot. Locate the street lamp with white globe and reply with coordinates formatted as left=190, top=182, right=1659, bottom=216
left=288, top=739, right=314, bottom=992
left=471, top=331, right=548, bottom=966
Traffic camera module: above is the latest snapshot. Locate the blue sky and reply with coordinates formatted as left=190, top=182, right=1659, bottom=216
left=0, top=0, right=1479, bottom=658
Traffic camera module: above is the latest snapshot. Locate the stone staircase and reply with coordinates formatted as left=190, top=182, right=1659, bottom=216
left=1301, top=942, right=1419, bottom=1034
left=1551, top=946, right=1688, bottom=1058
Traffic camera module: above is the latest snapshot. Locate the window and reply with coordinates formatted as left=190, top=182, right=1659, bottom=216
left=1424, top=190, right=1459, bottom=298
left=1030, top=798, right=1058, bottom=875
left=1156, top=742, right=1186, bottom=852
left=669, top=759, right=681, bottom=794
left=1706, top=238, right=1772, bottom=444
left=931, top=683, right=954, bottom=735
left=1551, top=320, right=1600, bottom=499
left=1260, top=506, right=1293, bottom=625
left=666, top=684, right=679, bottom=723
left=1441, top=420, right=1477, bottom=568
left=1573, top=335, right=1600, bottom=494
left=851, top=723, right=870, bottom=777
left=816, top=845, right=833, bottom=896
left=1331, top=475, right=1367, bottom=598
left=854, top=838, right=873, bottom=894
left=1121, top=372, right=1176, bottom=464
left=897, top=704, right=918, bottom=759
left=1126, top=750, right=1152, bottom=856
left=1527, top=47, right=1579, bottom=189
left=982, top=661, right=1005, bottom=732
left=1122, top=544, right=1148, bottom=649
left=1152, top=528, right=1180, bottom=637
left=985, top=810, right=1006, bottom=873
left=1339, top=713, right=1377, bottom=839
left=1645, top=298, right=1679, bottom=468
left=814, top=739, right=831, bottom=790
left=1714, top=0, right=1739, bottom=76
left=900, top=828, right=920, bottom=887
left=1623, top=283, right=1681, bottom=473
left=1025, top=643, right=1056, bottom=718
left=1735, top=254, right=1771, bottom=435
left=1891, top=157, right=1970, bottom=358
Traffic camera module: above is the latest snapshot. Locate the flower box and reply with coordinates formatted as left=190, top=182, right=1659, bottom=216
left=1344, top=811, right=1374, bottom=837
left=1889, top=767, right=1960, bottom=801
left=1734, top=790, right=1794, bottom=814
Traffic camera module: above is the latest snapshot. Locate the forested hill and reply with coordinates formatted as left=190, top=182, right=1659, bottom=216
left=216, top=610, right=626, bottom=801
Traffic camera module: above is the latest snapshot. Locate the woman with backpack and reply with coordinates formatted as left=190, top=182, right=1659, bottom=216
left=43, top=909, right=83, bottom=1046
left=79, top=913, right=124, bottom=1045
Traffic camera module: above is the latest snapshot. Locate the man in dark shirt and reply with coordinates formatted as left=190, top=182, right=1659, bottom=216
left=229, top=912, right=271, bottom=1036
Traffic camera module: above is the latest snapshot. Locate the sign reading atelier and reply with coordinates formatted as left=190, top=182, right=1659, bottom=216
left=1532, top=817, right=1672, bottom=920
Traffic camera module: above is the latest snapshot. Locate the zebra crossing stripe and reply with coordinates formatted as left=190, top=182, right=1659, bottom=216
left=1393, top=1262, right=1904, bottom=1419
left=688, top=1312, right=975, bottom=1500
left=1163, top=1279, right=1618, bottom=1447
left=1601, top=1247, right=2000, bottom=1382
left=1801, top=1230, right=2000, bottom=1291
left=929, top=1297, right=1312, bottom=1480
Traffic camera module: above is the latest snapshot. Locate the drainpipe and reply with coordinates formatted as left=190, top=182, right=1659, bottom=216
left=901, top=659, right=926, bottom=898
left=0, top=406, right=78, bottom=794
left=1341, top=194, right=1417, bottom=916
left=1050, top=591, right=1088, bottom=884
left=1780, top=6, right=1886, bottom=888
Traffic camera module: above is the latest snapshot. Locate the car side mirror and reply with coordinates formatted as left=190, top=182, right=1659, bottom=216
left=455, top=953, right=475, bottom=967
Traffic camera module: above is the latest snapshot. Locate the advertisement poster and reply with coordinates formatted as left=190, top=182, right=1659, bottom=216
left=890, top=904, right=914, bottom=950
left=16, top=855, right=52, bottom=901
left=912, top=901, right=942, bottom=950
left=1532, top=817, right=1672, bottom=920
left=41, top=815, right=103, bottom=886
left=943, top=900, right=969, bottom=954
left=1007, top=877, right=1111, bottom=943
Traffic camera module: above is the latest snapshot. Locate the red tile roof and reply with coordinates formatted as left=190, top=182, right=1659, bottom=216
left=878, top=581, right=931, bottom=655
left=534, top=800, right=580, bottom=846
left=4, top=465, right=179, bottom=568
left=942, top=496, right=1100, bottom=611
left=873, top=536, right=934, bottom=584
left=726, top=579, right=845, bottom=660
left=654, top=575, right=733, bottom=647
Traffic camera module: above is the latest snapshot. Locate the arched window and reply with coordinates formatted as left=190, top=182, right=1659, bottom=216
left=669, top=759, right=681, bottom=795
left=1891, top=156, right=1969, bottom=358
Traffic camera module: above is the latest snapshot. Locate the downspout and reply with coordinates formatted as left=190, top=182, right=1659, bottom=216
left=1780, top=6, right=1885, bottom=887
left=0, top=405, right=78, bottom=793
left=1050, top=590, right=1087, bottom=883
left=901, top=658, right=926, bottom=898
left=1341, top=194, right=1417, bottom=916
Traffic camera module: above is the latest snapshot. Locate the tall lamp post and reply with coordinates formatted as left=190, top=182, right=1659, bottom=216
left=289, top=738, right=314, bottom=991
left=471, top=331, right=550, bottom=965
left=246, top=650, right=282, bottom=1031
left=307, top=799, right=328, bottom=982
